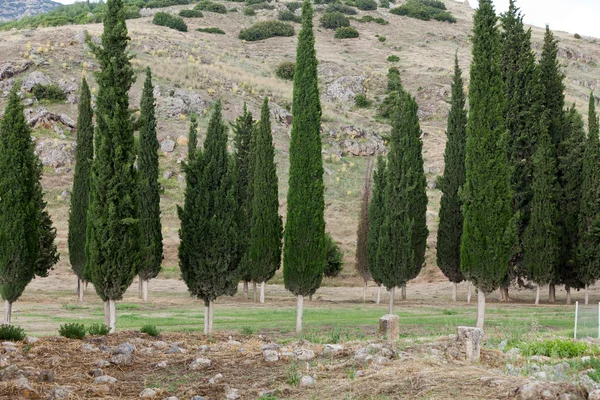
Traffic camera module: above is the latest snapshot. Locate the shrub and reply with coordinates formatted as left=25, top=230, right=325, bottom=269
left=32, top=83, right=67, bottom=102
left=244, top=6, right=256, bottom=15
left=314, top=0, right=337, bottom=4
left=390, top=0, right=456, bottom=23
left=278, top=10, right=301, bottom=23
left=354, top=93, right=372, bottom=108
left=354, top=0, right=377, bottom=10
left=379, top=0, right=389, bottom=8
left=87, top=323, right=110, bottom=335
left=245, top=0, right=265, bottom=5
left=320, top=12, right=350, bottom=29
left=378, top=35, right=386, bottom=42
left=275, top=61, right=295, bottom=80
left=125, top=6, right=141, bottom=19
left=197, top=27, right=226, bottom=34
left=515, top=339, right=600, bottom=358
left=324, top=233, right=344, bottom=278
left=285, top=1, right=302, bottom=12
left=59, top=323, right=86, bottom=339
left=353, top=15, right=388, bottom=24
left=420, top=0, right=445, bottom=9
left=326, top=2, right=357, bottom=15
left=0, top=325, right=26, bottom=341
left=387, top=54, right=400, bottom=62
left=152, top=12, right=188, bottom=31
left=574, top=33, right=581, bottom=39
left=141, top=324, right=160, bottom=337
left=238, top=20, right=294, bottom=41
left=194, top=1, right=227, bottom=13
left=179, top=9, right=204, bottom=17
left=387, top=66, right=402, bottom=91
left=334, top=26, right=359, bottom=39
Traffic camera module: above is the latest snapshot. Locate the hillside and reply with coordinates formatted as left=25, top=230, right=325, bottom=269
left=0, top=0, right=598, bottom=286
left=0, top=0, right=60, bottom=22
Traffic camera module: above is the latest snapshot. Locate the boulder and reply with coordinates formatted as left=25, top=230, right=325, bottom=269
left=35, top=140, right=74, bottom=168
left=189, top=358, right=211, bottom=370
left=379, top=314, right=399, bottom=340
left=25, top=107, right=76, bottom=129
left=110, top=353, right=133, bottom=366
left=322, top=344, right=343, bottom=356
left=225, top=387, right=240, bottom=400
left=328, top=126, right=386, bottom=156
left=0, top=61, right=33, bottom=81
left=48, top=386, right=73, bottom=400
left=325, top=75, right=366, bottom=102
left=300, top=375, right=315, bottom=387
left=160, top=139, right=176, bottom=153
left=95, top=375, right=117, bottom=384
left=294, top=349, right=315, bottom=361
left=456, top=326, right=483, bottom=363
left=158, top=89, right=208, bottom=117
left=270, top=104, right=292, bottom=126
left=263, top=349, right=279, bottom=362
left=22, top=71, right=53, bottom=92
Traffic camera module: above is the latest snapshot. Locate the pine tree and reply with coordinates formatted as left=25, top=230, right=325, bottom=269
left=283, top=0, right=326, bottom=333
left=247, top=97, right=282, bottom=304
left=367, top=156, right=386, bottom=303
left=355, top=159, right=374, bottom=302
left=137, top=67, right=163, bottom=303
left=576, top=93, right=600, bottom=305
left=437, top=54, right=466, bottom=301
left=0, top=88, right=40, bottom=324
left=460, top=0, right=514, bottom=328
left=178, top=102, right=240, bottom=335
left=85, top=0, right=140, bottom=333
left=68, top=77, right=93, bottom=301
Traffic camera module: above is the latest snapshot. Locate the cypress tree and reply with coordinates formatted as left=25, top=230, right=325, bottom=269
left=188, top=114, right=198, bottom=161
left=178, top=102, right=240, bottom=335
left=374, top=93, right=428, bottom=314
left=68, top=77, right=93, bottom=301
left=283, top=0, right=326, bottom=333
left=247, top=97, right=283, bottom=304
left=34, top=157, right=59, bottom=280
left=437, top=54, right=467, bottom=301
left=461, top=0, right=514, bottom=328
left=324, top=233, right=343, bottom=278
left=576, top=94, right=600, bottom=305
left=137, top=67, right=163, bottom=303
left=367, top=156, right=386, bottom=304
left=85, top=0, right=140, bottom=333
left=0, top=88, right=40, bottom=324
left=355, top=159, right=374, bottom=302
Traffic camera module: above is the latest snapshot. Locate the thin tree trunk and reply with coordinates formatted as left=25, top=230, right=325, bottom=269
left=208, top=300, right=214, bottom=335
left=260, top=282, right=265, bottom=304
left=309, top=294, right=313, bottom=301
left=204, top=305, right=209, bottom=335
left=388, top=287, right=395, bottom=314
left=243, top=281, right=249, bottom=299
left=363, top=280, right=367, bottom=303
left=376, top=285, right=381, bottom=304
left=476, top=290, right=485, bottom=329
left=3, top=300, right=11, bottom=325
left=499, top=287, right=505, bottom=302
left=467, top=281, right=472, bottom=304
left=253, top=282, right=257, bottom=302
left=108, top=299, right=116, bottom=333
left=452, top=282, right=457, bottom=302
left=138, top=279, right=142, bottom=299
left=142, top=279, right=148, bottom=303
left=503, top=286, right=510, bottom=302
left=549, top=283, right=556, bottom=303
left=77, top=278, right=81, bottom=296
left=104, top=300, right=109, bottom=328
left=585, top=284, right=589, bottom=305
left=535, top=285, right=540, bottom=305
left=401, top=284, right=406, bottom=300
left=78, top=279, right=84, bottom=302
left=296, top=295, right=303, bottom=333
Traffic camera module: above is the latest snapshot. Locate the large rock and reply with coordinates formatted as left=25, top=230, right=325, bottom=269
left=35, top=140, right=74, bottom=168
left=189, top=357, right=211, bottom=370
left=48, top=386, right=73, bottom=400
left=294, top=349, right=315, bottom=361
left=329, top=126, right=386, bottom=156
left=0, top=61, right=33, bottom=81
left=263, top=349, right=279, bottom=362
left=456, top=326, right=483, bottom=362
left=158, top=89, right=208, bottom=117
left=140, top=388, right=157, bottom=398
left=325, top=75, right=366, bottom=102
left=270, top=104, right=292, bottom=126
left=379, top=314, right=399, bottom=340
left=140, top=7, right=156, bottom=17
left=22, top=71, right=53, bottom=92
left=25, top=107, right=76, bottom=129
left=160, top=139, right=176, bottom=153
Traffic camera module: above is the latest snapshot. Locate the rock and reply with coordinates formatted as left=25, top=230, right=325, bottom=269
left=13, top=377, right=32, bottom=390
left=177, top=136, right=189, bottom=146
left=209, top=373, right=223, bottom=385
left=589, top=390, right=600, bottom=400
left=582, top=356, right=591, bottom=363
left=456, top=326, right=484, bottom=362
left=116, top=342, right=136, bottom=355
left=95, top=375, right=117, bottom=384
left=197, top=345, right=209, bottom=352
left=158, top=89, right=208, bottom=117
left=60, top=190, right=70, bottom=201
left=48, top=386, right=73, bottom=400
left=225, top=388, right=240, bottom=400
left=270, top=105, right=292, bottom=126
left=160, top=139, right=175, bottom=153
left=165, top=397, right=179, bottom=400
left=22, top=98, right=34, bottom=106
left=156, top=361, right=167, bottom=368
left=580, top=374, right=599, bottom=394
left=261, top=343, right=279, bottom=351
left=379, top=314, right=399, bottom=340
left=558, top=395, right=579, bottom=400
left=0, top=61, right=33, bottom=81
left=93, top=360, right=110, bottom=368
left=26, top=107, right=76, bottom=129
left=427, top=180, right=437, bottom=190
left=140, top=388, right=157, bottom=398
left=37, top=370, right=54, bottom=382
left=22, top=71, right=53, bottom=92
left=89, top=368, right=103, bottom=377
left=167, top=347, right=186, bottom=354
left=517, top=382, right=543, bottom=400
left=322, top=344, right=344, bottom=356
left=189, top=358, right=211, bottom=370
left=325, top=75, right=366, bottom=102
left=110, top=353, right=133, bottom=366
left=299, top=375, right=315, bottom=387
left=354, top=348, right=373, bottom=364
left=506, top=347, right=521, bottom=357
left=263, top=349, right=279, bottom=362
left=140, top=7, right=155, bottom=17
left=56, top=79, right=78, bottom=95
left=328, top=126, right=386, bottom=156
left=152, top=341, right=168, bottom=349
left=530, top=355, right=551, bottom=363
left=294, top=349, right=315, bottom=361
left=34, top=140, right=74, bottom=168
left=540, top=389, right=555, bottom=400
left=553, top=362, right=570, bottom=374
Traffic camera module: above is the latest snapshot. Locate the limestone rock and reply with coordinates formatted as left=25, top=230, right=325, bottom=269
left=160, top=139, right=176, bottom=153
left=456, top=326, right=483, bottom=362
left=140, top=7, right=155, bottom=17
left=263, top=349, right=279, bottom=362
left=156, top=361, right=167, bottom=368
left=140, top=388, right=157, bottom=398
left=189, top=358, right=211, bottom=370
left=110, top=353, right=133, bottom=366
left=0, top=61, right=33, bottom=81
left=270, top=104, right=292, bottom=126
left=294, top=349, right=315, bottom=361
left=95, top=375, right=117, bottom=384
left=322, top=344, right=344, bottom=356
left=225, top=388, right=240, bottom=400
left=325, top=75, right=366, bottom=102
left=158, top=89, right=208, bottom=117
left=300, top=375, right=315, bottom=387
left=22, top=71, right=52, bottom=92
left=328, top=126, right=386, bottom=156
left=35, top=140, right=74, bottom=168
left=25, top=107, right=76, bottom=129
left=48, top=386, right=73, bottom=400
left=379, top=314, right=399, bottom=340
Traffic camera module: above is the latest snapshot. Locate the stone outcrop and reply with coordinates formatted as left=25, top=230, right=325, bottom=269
left=328, top=126, right=386, bottom=156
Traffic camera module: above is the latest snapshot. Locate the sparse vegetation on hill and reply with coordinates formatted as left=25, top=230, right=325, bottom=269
left=320, top=11, right=350, bottom=29
left=152, top=12, right=188, bottom=32
left=345, top=0, right=377, bottom=10
left=334, top=26, right=359, bottom=39
left=278, top=10, right=301, bottom=23
left=179, top=9, right=204, bottom=17
left=238, top=20, right=294, bottom=41
left=352, top=15, right=388, bottom=24
left=390, top=0, right=456, bottom=23
left=285, top=1, right=302, bottom=12
left=197, top=26, right=225, bottom=34
left=194, top=0, right=227, bottom=13
left=326, top=3, right=357, bottom=15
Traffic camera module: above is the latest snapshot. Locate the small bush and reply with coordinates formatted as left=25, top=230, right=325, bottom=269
left=354, top=0, right=377, bottom=10
left=387, top=66, right=402, bottom=91
left=141, top=324, right=160, bottom=337
left=324, top=233, right=344, bottom=277
left=390, top=0, right=456, bottom=23
left=87, top=323, right=110, bottom=335
left=379, top=0, right=389, bottom=8
left=314, top=0, right=337, bottom=4
left=420, top=0, right=445, bottom=9
left=326, top=2, right=357, bottom=15
left=0, top=325, right=26, bottom=341
left=59, top=323, right=86, bottom=339
left=152, top=12, right=188, bottom=31
left=179, top=9, right=204, bottom=17
left=334, top=26, right=359, bottom=39
left=243, top=6, right=256, bottom=15
left=194, top=0, right=227, bottom=13
left=354, top=93, right=372, bottom=108
left=32, top=83, right=67, bottom=102
left=387, top=54, right=399, bottom=62
left=353, top=15, right=388, bottom=24
left=320, top=11, right=350, bottom=29
left=275, top=61, right=295, bottom=80
left=238, top=20, right=294, bottom=41
left=197, top=27, right=226, bottom=34
left=285, top=1, right=302, bottom=12
left=278, top=10, right=301, bottom=23
left=378, top=35, right=386, bottom=42
left=245, top=0, right=265, bottom=5
left=574, top=33, right=581, bottom=39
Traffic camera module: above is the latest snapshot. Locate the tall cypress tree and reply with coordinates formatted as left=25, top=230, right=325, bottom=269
left=437, top=54, right=467, bottom=301
left=577, top=94, right=600, bottom=305
left=188, top=114, right=198, bottom=161
left=367, top=156, right=386, bottom=303
left=247, top=97, right=283, bottom=304
left=178, top=102, right=240, bottom=335
left=461, top=0, right=514, bottom=328
left=137, top=67, right=163, bottom=303
left=85, top=0, right=140, bottom=333
left=34, top=156, right=59, bottom=281
left=355, top=159, right=374, bottom=302
left=283, top=0, right=326, bottom=333
left=68, top=77, right=93, bottom=301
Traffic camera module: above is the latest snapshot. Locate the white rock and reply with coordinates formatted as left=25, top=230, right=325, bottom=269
left=300, top=375, right=315, bottom=387
left=189, top=358, right=211, bottom=370
left=140, top=388, right=157, bottom=398
left=589, top=390, right=600, bottom=400
left=322, top=344, right=343, bottom=356
left=95, top=375, right=117, bottom=384
left=263, top=349, right=279, bottom=362
left=209, top=373, right=223, bottom=385
left=156, top=361, right=167, bottom=368
left=225, top=388, right=240, bottom=399
left=294, top=349, right=315, bottom=361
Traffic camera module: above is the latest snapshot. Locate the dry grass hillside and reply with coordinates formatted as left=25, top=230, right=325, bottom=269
left=0, top=0, right=598, bottom=286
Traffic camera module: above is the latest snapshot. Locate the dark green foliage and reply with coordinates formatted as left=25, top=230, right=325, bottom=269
left=354, top=93, right=371, bottom=108
left=238, top=20, right=294, bottom=41
left=352, top=15, right=388, bottom=24
left=197, top=27, right=226, bottom=34
left=378, top=36, right=386, bottom=42
left=178, top=102, right=241, bottom=305
left=320, top=12, right=350, bottom=29
left=68, top=78, right=93, bottom=282
left=249, top=2, right=275, bottom=10
left=247, top=98, right=283, bottom=284
left=377, top=68, right=402, bottom=119
left=387, top=54, right=399, bottom=62
left=326, top=2, right=357, bottom=15
left=355, top=161, right=373, bottom=283
left=243, top=6, right=256, bottom=15
left=367, top=156, right=386, bottom=285
left=324, top=233, right=343, bottom=278
left=387, top=67, right=402, bottom=92
left=460, top=0, right=513, bottom=294
left=574, top=33, right=581, bottom=39
left=188, top=114, right=198, bottom=160
left=33, top=162, right=59, bottom=279
left=87, top=323, right=109, bottom=335
left=374, top=93, right=428, bottom=289
left=390, top=0, right=455, bottom=23
left=152, top=12, right=188, bottom=31
left=436, top=55, right=466, bottom=285
left=420, top=0, right=445, bottom=8
left=275, top=61, right=295, bottom=80
left=379, top=0, right=389, bottom=8
left=137, top=68, right=163, bottom=282
left=85, top=0, right=140, bottom=302
left=140, top=324, right=160, bottom=336
left=0, top=89, right=39, bottom=304
left=345, top=0, right=377, bottom=10
left=279, top=10, right=301, bottom=23
left=283, top=0, right=326, bottom=297
left=194, top=1, right=227, bottom=13
left=334, top=26, right=358, bottom=39
left=32, top=83, right=67, bottom=102
left=0, top=325, right=25, bottom=341
left=539, top=27, right=566, bottom=149
left=179, top=9, right=204, bottom=17
left=286, top=1, right=302, bottom=11
left=59, top=323, right=86, bottom=339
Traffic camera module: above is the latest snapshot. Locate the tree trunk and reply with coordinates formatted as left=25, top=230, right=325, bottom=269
left=260, top=282, right=265, bottom=304
left=109, top=299, right=116, bottom=333
left=476, top=290, right=485, bottom=329
left=208, top=300, right=214, bottom=336
left=243, top=281, right=249, bottom=299
left=389, top=287, right=395, bottom=314
left=549, top=283, right=556, bottom=303
left=467, top=282, right=471, bottom=304
left=376, top=285, right=381, bottom=304
left=253, top=282, right=257, bottom=302
left=204, top=305, right=209, bottom=335
left=77, top=278, right=81, bottom=296
left=585, top=284, right=589, bottom=305
left=566, top=286, right=572, bottom=305
left=309, top=294, right=313, bottom=301
left=3, top=300, right=11, bottom=325
left=104, top=301, right=109, bottom=328
left=78, top=279, right=84, bottom=302
left=138, top=279, right=142, bottom=299
left=452, top=282, right=457, bottom=302
left=535, top=285, right=540, bottom=305
left=502, top=286, right=510, bottom=302
left=401, top=284, right=406, bottom=300
left=296, top=295, right=304, bottom=333
left=142, top=279, right=148, bottom=303
left=363, top=280, right=367, bottom=303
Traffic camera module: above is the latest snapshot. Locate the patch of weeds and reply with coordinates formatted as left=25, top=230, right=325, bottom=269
left=0, top=325, right=26, bottom=341
left=442, top=309, right=457, bottom=315
left=258, top=394, right=279, bottom=400
left=118, top=303, right=141, bottom=311
left=344, top=364, right=356, bottom=380
left=511, top=339, right=600, bottom=358
left=141, top=324, right=160, bottom=337
left=59, top=323, right=86, bottom=339
left=87, top=323, right=110, bottom=335
left=62, top=303, right=86, bottom=311
left=286, top=362, right=301, bottom=386
left=378, top=35, right=387, bottom=42
left=240, top=326, right=255, bottom=336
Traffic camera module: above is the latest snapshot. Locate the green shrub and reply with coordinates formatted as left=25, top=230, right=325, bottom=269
left=326, top=2, right=357, bottom=15
left=377, top=91, right=399, bottom=119
left=141, top=324, right=160, bottom=337
left=379, top=0, right=389, bottom=8
left=390, top=0, right=456, bottom=23
left=152, top=12, right=188, bottom=31
left=354, top=0, right=377, bottom=10
left=59, top=323, right=86, bottom=339
left=0, top=325, right=26, bottom=341
left=387, top=66, right=402, bottom=91
left=197, top=27, right=226, bottom=34
left=514, top=339, right=600, bottom=358
left=244, top=6, right=256, bottom=15
left=324, top=233, right=344, bottom=277
left=194, top=0, right=227, bottom=13
left=125, top=6, right=142, bottom=19
left=145, top=0, right=192, bottom=8
left=275, top=61, right=295, bottom=80
left=87, top=323, right=110, bottom=335
left=285, top=1, right=302, bottom=12
left=32, top=84, right=67, bottom=102
left=179, top=9, right=204, bottom=17
left=574, top=33, right=581, bottom=39
left=278, top=10, right=301, bottom=23
left=334, top=26, right=359, bottom=39
left=353, top=15, right=388, bottom=24
left=314, top=0, right=337, bottom=4
left=320, top=12, right=350, bottom=29
left=378, top=35, right=386, bottom=42
left=238, top=20, right=294, bottom=41
left=387, top=54, right=399, bottom=62
left=354, top=93, right=372, bottom=108
left=420, top=0, right=445, bottom=9
left=245, top=0, right=265, bottom=5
